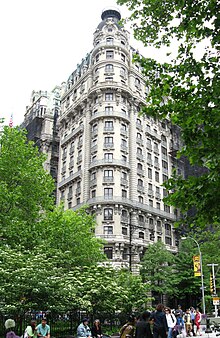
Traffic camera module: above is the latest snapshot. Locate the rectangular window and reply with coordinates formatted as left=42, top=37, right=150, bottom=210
left=105, top=106, right=113, bottom=113
left=91, top=190, right=96, bottom=198
left=165, top=237, right=172, bottom=245
left=122, top=155, right=127, bottom=162
left=104, top=226, right=113, bottom=235
left=156, top=202, right=160, bottom=209
left=122, top=227, right=128, bottom=235
left=148, top=168, right=152, bottom=179
left=105, top=64, right=114, bottom=72
left=105, top=120, right=113, bottom=128
left=104, top=247, right=113, bottom=259
left=104, top=208, right=113, bottom=220
left=104, top=153, right=113, bottom=162
left=105, top=136, right=113, bottom=144
left=121, top=53, right=125, bottom=61
left=105, top=93, right=113, bottom=101
left=155, top=171, right=159, bottom=182
left=121, top=138, right=127, bottom=147
left=163, top=174, right=168, bottom=182
left=106, top=50, right=114, bottom=59
left=104, top=169, right=113, bottom=177
left=164, top=205, right=170, bottom=213
left=162, top=146, right=167, bottom=155
left=104, top=188, right=113, bottom=199
left=121, top=123, right=127, bottom=131
left=122, top=189, right=127, bottom=198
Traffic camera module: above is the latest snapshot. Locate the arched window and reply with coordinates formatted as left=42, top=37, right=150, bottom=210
left=138, top=179, right=143, bottom=187
left=104, top=208, right=113, bottom=220
left=139, top=232, right=144, bottom=239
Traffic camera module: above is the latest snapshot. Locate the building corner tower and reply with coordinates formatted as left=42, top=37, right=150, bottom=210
left=57, top=8, right=180, bottom=271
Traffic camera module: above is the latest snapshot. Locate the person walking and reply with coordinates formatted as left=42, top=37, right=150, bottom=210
left=135, top=311, right=153, bottom=338
left=165, top=308, right=176, bottom=338
left=194, top=309, right=201, bottom=336
left=150, top=304, right=168, bottom=338
left=119, top=315, right=136, bottom=338
left=91, top=319, right=102, bottom=338
left=190, top=308, right=196, bottom=336
left=76, top=318, right=92, bottom=338
left=184, top=309, right=192, bottom=337
left=36, top=319, right=50, bottom=338
left=175, top=311, right=186, bottom=338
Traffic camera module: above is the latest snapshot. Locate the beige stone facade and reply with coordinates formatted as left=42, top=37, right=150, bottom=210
left=56, top=9, right=182, bottom=270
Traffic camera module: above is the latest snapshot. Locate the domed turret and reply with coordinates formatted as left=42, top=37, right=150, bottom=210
left=97, top=7, right=122, bottom=30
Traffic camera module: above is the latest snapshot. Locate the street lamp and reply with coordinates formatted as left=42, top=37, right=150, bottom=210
left=181, top=236, right=206, bottom=315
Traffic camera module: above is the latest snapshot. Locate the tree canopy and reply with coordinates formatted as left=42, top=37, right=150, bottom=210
left=0, top=127, right=55, bottom=247
left=117, top=0, right=220, bottom=228
left=0, top=127, right=152, bottom=316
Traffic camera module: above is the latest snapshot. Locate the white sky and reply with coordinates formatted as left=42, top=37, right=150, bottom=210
left=0, top=0, right=177, bottom=126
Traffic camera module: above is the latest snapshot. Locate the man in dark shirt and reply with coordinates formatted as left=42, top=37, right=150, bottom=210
left=135, top=311, right=153, bottom=338
left=150, top=304, right=168, bottom=338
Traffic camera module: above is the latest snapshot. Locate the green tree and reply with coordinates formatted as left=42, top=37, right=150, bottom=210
left=140, top=242, right=176, bottom=302
left=172, top=240, right=201, bottom=301
left=0, top=127, right=55, bottom=248
left=117, top=0, right=220, bottom=228
left=39, top=206, right=105, bottom=268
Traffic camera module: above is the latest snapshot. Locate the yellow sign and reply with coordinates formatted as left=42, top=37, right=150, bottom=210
left=193, top=255, right=201, bottom=277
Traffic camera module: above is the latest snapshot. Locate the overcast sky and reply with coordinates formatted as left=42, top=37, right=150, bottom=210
left=0, top=0, right=176, bottom=127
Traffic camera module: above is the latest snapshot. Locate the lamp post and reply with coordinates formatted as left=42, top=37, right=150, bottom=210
left=181, top=236, right=206, bottom=315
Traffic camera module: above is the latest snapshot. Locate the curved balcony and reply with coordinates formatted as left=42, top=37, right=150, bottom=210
left=89, top=158, right=130, bottom=170
left=91, top=41, right=130, bottom=57
left=90, top=109, right=130, bottom=123
left=87, top=196, right=176, bottom=221
left=88, top=81, right=132, bottom=98
left=61, top=125, right=84, bottom=147
left=58, top=170, right=82, bottom=189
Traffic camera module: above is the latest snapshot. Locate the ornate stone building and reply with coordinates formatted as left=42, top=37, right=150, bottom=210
left=22, top=86, right=61, bottom=184
left=57, top=8, right=182, bottom=271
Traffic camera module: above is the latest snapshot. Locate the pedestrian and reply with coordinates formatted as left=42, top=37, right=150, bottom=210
left=194, top=309, right=201, bottom=336
left=176, top=305, right=183, bottom=318
left=165, top=308, right=177, bottom=338
left=175, top=311, right=186, bottom=338
left=76, top=318, right=92, bottom=338
left=135, top=311, right=153, bottom=338
left=190, top=308, right=196, bottom=336
left=184, top=309, right=192, bottom=337
left=5, top=319, right=20, bottom=338
left=119, top=315, right=136, bottom=338
left=36, top=319, right=50, bottom=338
left=149, top=304, right=168, bottom=338
left=24, top=320, right=37, bottom=338
left=91, top=319, right=102, bottom=338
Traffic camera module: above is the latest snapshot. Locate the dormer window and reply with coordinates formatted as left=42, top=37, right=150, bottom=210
left=106, top=37, right=114, bottom=45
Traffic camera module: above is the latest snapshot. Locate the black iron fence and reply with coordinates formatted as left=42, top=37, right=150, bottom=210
left=0, top=311, right=127, bottom=338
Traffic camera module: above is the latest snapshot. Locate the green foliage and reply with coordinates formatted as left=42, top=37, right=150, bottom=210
left=172, top=240, right=201, bottom=299
left=39, top=206, right=105, bottom=268
left=0, top=127, right=151, bottom=316
left=140, top=242, right=176, bottom=296
left=0, top=127, right=55, bottom=248
left=117, top=0, right=220, bottom=228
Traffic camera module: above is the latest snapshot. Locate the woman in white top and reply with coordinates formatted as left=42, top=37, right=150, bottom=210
left=165, top=308, right=177, bottom=338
